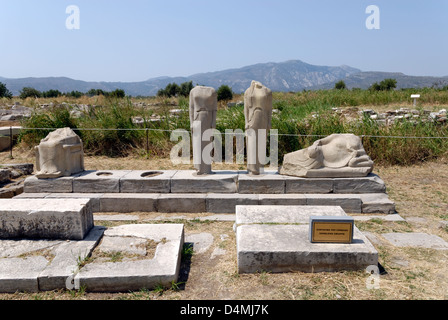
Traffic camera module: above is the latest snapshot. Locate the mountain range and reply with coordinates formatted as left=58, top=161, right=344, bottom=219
left=1, top=60, right=447, bottom=96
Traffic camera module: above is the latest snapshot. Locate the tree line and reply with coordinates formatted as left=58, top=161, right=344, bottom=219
left=0, top=83, right=127, bottom=99
left=157, top=81, right=234, bottom=101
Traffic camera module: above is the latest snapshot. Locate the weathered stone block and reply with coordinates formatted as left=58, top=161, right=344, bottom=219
left=238, top=171, right=285, bottom=194
left=24, top=175, right=73, bottom=193
left=206, top=194, right=259, bottom=213
left=120, top=170, right=176, bottom=193
left=284, top=177, right=333, bottom=194
left=99, top=193, right=158, bottom=213
left=170, top=170, right=238, bottom=193
left=157, top=194, right=206, bottom=213
left=0, top=256, right=49, bottom=293
left=305, top=194, right=362, bottom=213
left=0, top=198, right=94, bottom=240
left=360, top=193, right=396, bottom=214
left=333, top=174, right=386, bottom=194
left=258, top=194, right=307, bottom=206
left=73, top=170, right=131, bottom=193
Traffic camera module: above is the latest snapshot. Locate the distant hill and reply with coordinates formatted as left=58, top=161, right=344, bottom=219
left=308, top=72, right=448, bottom=90
left=1, top=60, right=447, bottom=96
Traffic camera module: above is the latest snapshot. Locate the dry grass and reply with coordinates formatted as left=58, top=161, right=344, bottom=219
left=0, top=149, right=447, bottom=301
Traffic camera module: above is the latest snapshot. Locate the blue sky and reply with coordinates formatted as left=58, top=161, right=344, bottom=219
left=0, top=0, right=447, bottom=82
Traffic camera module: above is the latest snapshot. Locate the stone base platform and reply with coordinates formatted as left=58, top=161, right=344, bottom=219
left=24, top=170, right=388, bottom=195
left=74, top=224, right=184, bottom=292
left=0, top=224, right=184, bottom=293
left=236, top=205, right=378, bottom=274
left=14, top=192, right=396, bottom=214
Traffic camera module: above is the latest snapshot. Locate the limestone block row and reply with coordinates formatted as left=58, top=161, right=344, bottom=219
left=24, top=170, right=387, bottom=195
left=15, top=192, right=396, bottom=214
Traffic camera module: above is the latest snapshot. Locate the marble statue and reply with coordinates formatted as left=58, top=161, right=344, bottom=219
left=189, top=86, right=218, bottom=175
left=244, top=81, right=273, bottom=175
left=279, top=134, right=374, bottom=178
left=35, top=127, right=85, bottom=179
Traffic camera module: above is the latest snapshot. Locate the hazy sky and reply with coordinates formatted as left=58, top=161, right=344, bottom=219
left=0, top=0, right=447, bottom=82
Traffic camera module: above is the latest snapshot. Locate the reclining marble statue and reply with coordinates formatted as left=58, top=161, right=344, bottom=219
left=189, top=86, right=218, bottom=175
left=279, top=133, right=374, bottom=178
left=244, top=81, right=273, bottom=175
left=35, top=127, right=85, bottom=179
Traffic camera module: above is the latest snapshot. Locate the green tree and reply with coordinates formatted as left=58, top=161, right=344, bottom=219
left=157, top=82, right=181, bottom=97
left=19, top=87, right=42, bottom=99
left=87, top=89, right=106, bottom=97
left=109, top=89, right=126, bottom=98
left=179, top=81, right=194, bottom=97
left=65, top=90, right=84, bottom=98
left=217, top=85, right=233, bottom=101
left=369, top=78, right=397, bottom=91
left=334, top=80, right=347, bottom=90
left=0, top=82, right=13, bottom=98
left=380, top=78, right=397, bottom=91
left=42, top=89, right=62, bottom=98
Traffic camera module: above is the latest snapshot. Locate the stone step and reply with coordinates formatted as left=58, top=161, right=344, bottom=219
left=24, top=170, right=388, bottom=195
left=0, top=198, right=94, bottom=240
left=15, top=192, right=396, bottom=214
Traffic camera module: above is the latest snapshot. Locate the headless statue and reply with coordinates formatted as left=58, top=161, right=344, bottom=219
left=244, top=81, right=273, bottom=175
left=189, top=86, right=217, bottom=175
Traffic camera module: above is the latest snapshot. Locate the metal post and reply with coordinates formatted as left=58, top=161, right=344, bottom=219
left=9, top=126, right=13, bottom=159
left=146, top=128, right=149, bottom=158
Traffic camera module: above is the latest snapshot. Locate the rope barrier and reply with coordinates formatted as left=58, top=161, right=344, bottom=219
left=18, top=127, right=448, bottom=140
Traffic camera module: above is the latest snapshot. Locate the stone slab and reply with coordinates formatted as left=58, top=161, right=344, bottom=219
left=24, top=175, right=73, bottom=193
left=0, top=198, right=94, bottom=240
left=0, top=256, right=49, bottom=293
left=235, top=205, right=347, bottom=225
left=94, top=214, right=140, bottom=221
left=238, top=170, right=285, bottom=194
left=333, top=174, right=386, bottom=194
left=305, top=194, right=362, bottom=213
left=382, top=232, right=448, bottom=250
left=157, top=194, right=206, bottom=213
left=45, top=193, right=103, bottom=213
left=206, top=193, right=258, bottom=213
left=259, top=194, right=307, bottom=206
left=74, top=224, right=184, bottom=292
left=170, top=170, right=238, bottom=193
left=352, top=214, right=405, bottom=222
left=99, top=193, right=158, bottom=213
left=284, top=177, right=333, bottom=194
left=38, top=226, right=105, bottom=291
left=73, top=170, right=131, bottom=193
left=360, top=193, right=396, bottom=214
left=237, top=224, right=378, bottom=273
left=120, top=170, right=177, bottom=193
left=0, top=227, right=104, bottom=292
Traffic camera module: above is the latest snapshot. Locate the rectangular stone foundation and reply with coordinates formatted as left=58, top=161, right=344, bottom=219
left=0, top=198, right=94, bottom=240
left=236, top=205, right=378, bottom=274
left=237, top=224, right=378, bottom=273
